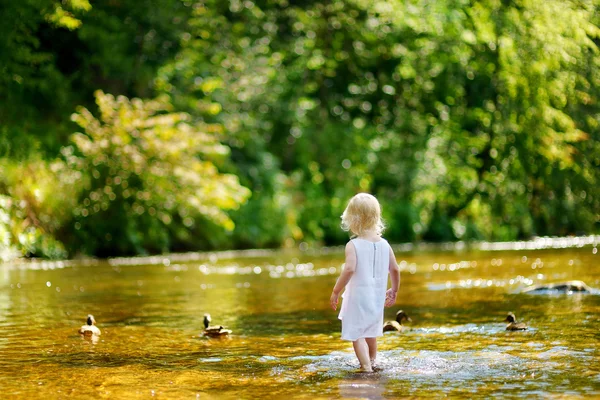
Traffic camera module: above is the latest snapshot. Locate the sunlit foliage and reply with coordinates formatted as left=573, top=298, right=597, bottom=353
left=1, top=0, right=599, bottom=258
left=64, top=90, right=250, bottom=256
left=0, top=158, right=79, bottom=260
left=161, top=0, right=599, bottom=245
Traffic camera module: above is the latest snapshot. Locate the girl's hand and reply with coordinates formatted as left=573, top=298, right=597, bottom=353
left=330, top=292, right=340, bottom=310
left=384, top=288, right=397, bottom=307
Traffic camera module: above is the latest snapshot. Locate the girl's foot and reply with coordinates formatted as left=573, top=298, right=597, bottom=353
left=370, top=359, right=383, bottom=372
left=359, top=365, right=373, bottom=373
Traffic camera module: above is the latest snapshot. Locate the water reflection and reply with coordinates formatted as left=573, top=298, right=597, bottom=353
left=81, top=334, right=100, bottom=345
left=339, top=375, right=387, bottom=399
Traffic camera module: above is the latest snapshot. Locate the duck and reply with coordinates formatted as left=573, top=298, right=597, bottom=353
left=78, top=314, right=101, bottom=337
left=504, top=312, right=527, bottom=331
left=522, top=280, right=594, bottom=294
left=203, top=313, right=232, bottom=338
left=383, top=310, right=411, bottom=332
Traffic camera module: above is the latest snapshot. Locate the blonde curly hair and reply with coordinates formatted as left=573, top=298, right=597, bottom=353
left=340, top=193, right=385, bottom=237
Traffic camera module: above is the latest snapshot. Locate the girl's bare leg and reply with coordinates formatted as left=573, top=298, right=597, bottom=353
left=352, top=339, right=373, bottom=372
left=365, top=337, right=377, bottom=366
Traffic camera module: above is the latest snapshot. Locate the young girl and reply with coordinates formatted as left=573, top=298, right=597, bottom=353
left=330, top=193, right=400, bottom=372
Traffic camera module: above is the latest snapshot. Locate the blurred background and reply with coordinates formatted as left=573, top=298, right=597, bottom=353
left=1, top=0, right=599, bottom=260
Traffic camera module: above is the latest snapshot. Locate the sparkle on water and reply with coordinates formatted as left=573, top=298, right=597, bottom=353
left=1, top=236, right=599, bottom=398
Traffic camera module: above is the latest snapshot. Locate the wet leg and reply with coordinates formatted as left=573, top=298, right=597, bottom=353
left=365, top=337, right=377, bottom=367
left=352, top=339, right=372, bottom=372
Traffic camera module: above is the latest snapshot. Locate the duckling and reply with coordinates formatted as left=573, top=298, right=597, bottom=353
left=203, top=313, right=232, bottom=338
left=383, top=310, right=411, bottom=332
left=78, top=314, right=101, bottom=337
left=522, top=280, right=593, bottom=294
left=504, top=312, right=527, bottom=331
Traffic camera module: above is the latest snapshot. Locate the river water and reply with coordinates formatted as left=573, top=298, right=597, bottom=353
left=1, top=237, right=599, bottom=398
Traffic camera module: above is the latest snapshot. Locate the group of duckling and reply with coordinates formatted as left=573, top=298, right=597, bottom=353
left=76, top=279, right=594, bottom=341
left=380, top=280, right=600, bottom=333
left=194, top=279, right=594, bottom=337
left=76, top=313, right=232, bottom=340
left=77, top=309, right=525, bottom=341
left=382, top=310, right=527, bottom=332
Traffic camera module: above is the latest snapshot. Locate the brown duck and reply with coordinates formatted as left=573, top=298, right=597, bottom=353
left=504, top=312, right=527, bottom=331
left=203, top=313, right=232, bottom=337
left=383, top=310, right=411, bottom=332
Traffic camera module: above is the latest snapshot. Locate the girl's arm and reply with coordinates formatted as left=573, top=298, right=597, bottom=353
left=385, top=246, right=400, bottom=307
left=330, top=242, right=357, bottom=310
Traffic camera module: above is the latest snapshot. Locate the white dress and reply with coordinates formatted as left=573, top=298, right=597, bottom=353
left=338, top=238, right=391, bottom=341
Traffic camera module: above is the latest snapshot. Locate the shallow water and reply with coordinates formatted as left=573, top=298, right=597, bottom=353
left=1, top=239, right=599, bottom=398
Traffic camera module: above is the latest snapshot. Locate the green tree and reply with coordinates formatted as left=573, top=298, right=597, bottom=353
left=161, top=0, right=600, bottom=245
left=0, top=0, right=188, bottom=156
left=2, top=0, right=599, bottom=259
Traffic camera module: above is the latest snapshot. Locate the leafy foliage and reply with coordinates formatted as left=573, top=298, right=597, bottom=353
left=0, top=0, right=599, bottom=258
left=159, top=0, right=599, bottom=245
left=64, top=90, right=250, bottom=256
left=0, top=157, right=79, bottom=259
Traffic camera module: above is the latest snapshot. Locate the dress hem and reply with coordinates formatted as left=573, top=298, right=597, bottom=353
left=340, top=332, right=383, bottom=341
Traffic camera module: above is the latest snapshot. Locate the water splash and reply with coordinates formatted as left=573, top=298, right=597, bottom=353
left=306, top=349, right=526, bottom=380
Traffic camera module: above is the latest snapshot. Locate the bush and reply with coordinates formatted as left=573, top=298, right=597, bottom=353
left=64, top=90, right=250, bottom=256
left=0, top=157, right=78, bottom=259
